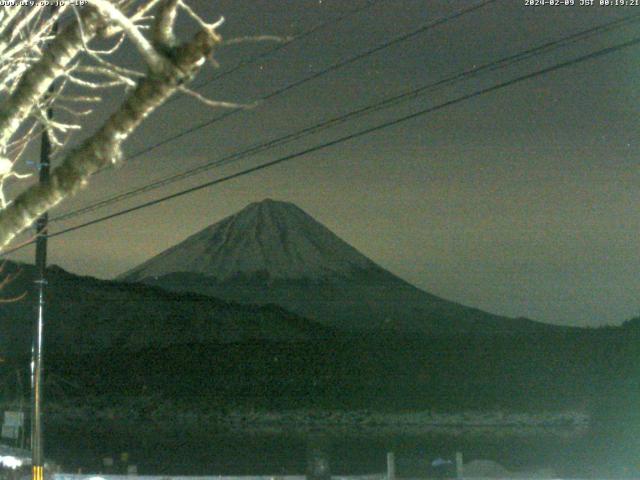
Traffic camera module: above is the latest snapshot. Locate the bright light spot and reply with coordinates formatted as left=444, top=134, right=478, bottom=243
left=0, top=455, right=23, bottom=469
left=0, top=157, right=13, bottom=176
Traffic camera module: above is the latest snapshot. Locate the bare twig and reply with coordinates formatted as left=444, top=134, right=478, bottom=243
left=178, top=86, right=254, bottom=109
left=0, top=261, right=26, bottom=303
left=223, top=35, right=292, bottom=46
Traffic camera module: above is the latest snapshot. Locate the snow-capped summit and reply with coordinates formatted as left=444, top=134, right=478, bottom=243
left=122, top=199, right=378, bottom=283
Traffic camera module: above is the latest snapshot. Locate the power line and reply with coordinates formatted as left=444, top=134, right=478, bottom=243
left=78, top=1, right=388, bottom=184
left=49, top=12, right=640, bottom=224
left=180, top=0, right=383, bottom=96
left=49, top=0, right=499, bottom=221
left=1, top=33, right=634, bottom=257
left=2, top=1, right=498, bottom=258
left=0, top=2, right=388, bottom=257
left=92, top=0, right=499, bottom=174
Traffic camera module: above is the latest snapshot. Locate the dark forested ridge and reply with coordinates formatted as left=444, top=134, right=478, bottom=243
left=0, top=262, right=334, bottom=357
left=0, top=260, right=637, bottom=419
left=3, top=328, right=633, bottom=417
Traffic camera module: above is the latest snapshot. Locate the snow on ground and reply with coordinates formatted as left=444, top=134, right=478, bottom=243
left=41, top=402, right=589, bottom=437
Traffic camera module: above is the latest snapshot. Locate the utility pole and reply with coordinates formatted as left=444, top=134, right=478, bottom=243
left=31, top=110, right=51, bottom=480
left=31, top=51, right=54, bottom=480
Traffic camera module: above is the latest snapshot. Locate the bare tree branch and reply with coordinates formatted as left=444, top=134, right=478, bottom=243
left=152, top=0, right=179, bottom=48
left=87, top=0, right=168, bottom=73
left=0, top=9, right=223, bottom=248
left=0, top=6, right=106, bottom=149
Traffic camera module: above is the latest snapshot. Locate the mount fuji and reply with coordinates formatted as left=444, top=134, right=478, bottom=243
left=121, top=199, right=561, bottom=335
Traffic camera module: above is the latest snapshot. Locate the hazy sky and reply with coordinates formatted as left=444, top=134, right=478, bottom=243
left=6, top=0, right=640, bottom=327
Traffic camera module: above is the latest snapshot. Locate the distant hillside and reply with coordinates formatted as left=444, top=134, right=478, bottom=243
left=0, top=261, right=333, bottom=357
left=121, top=199, right=570, bottom=336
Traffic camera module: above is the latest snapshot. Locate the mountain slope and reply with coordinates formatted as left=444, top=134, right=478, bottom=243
left=122, top=199, right=379, bottom=282
left=0, top=261, right=333, bottom=356
left=121, top=199, right=566, bottom=335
